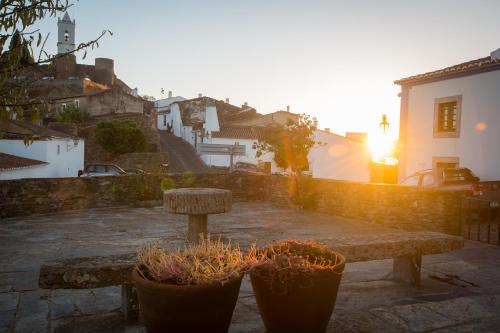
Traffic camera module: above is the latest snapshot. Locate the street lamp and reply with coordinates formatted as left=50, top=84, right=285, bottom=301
left=379, top=114, right=389, bottom=134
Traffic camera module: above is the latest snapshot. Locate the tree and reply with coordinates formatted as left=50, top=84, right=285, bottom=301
left=0, top=0, right=111, bottom=121
left=53, top=104, right=89, bottom=123
left=253, top=114, right=317, bottom=173
left=94, top=120, right=147, bottom=155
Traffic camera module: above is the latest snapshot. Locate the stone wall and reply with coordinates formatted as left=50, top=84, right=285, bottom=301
left=0, top=174, right=464, bottom=235
left=0, top=173, right=272, bottom=218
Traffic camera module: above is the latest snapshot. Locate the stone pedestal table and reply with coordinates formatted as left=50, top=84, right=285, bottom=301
left=163, top=188, right=232, bottom=243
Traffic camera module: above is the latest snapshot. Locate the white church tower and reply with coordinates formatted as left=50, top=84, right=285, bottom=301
left=57, top=12, right=75, bottom=54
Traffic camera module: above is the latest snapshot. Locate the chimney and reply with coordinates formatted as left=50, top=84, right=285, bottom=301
left=313, top=117, right=318, bottom=129
left=286, top=105, right=290, bottom=113
left=491, top=48, right=500, bottom=61
left=168, top=91, right=173, bottom=98
left=198, top=93, right=202, bottom=98
left=243, top=102, right=248, bottom=107
left=225, top=98, right=229, bottom=104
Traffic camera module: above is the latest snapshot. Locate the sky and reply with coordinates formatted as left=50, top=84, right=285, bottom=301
left=32, top=0, right=500, bottom=139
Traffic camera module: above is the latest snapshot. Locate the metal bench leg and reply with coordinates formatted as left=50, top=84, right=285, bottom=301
left=393, top=255, right=422, bottom=286
left=121, top=284, right=139, bottom=323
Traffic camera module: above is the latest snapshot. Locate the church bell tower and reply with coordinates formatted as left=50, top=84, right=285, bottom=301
left=57, top=12, right=75, bottom=54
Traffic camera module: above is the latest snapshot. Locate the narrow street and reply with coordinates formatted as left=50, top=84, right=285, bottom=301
left=158, top=131, right=209, bottom=173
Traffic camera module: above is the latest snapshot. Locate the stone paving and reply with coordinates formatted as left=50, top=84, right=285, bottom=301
left=0, top=202, right=499, bottom=332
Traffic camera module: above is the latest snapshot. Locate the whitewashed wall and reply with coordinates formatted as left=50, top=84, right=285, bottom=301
left=201, top=137, right=278, bottom=172
left=402, top=69, right=500, bottom=181
left=308, top=130, right=370, bottom=181
left=0, top=138, right=84, bottom=179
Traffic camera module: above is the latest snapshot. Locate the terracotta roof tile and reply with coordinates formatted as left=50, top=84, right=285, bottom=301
left=395, top=55, right=500, bottom=86
left=0, top=153, right=47, bottom=171
left=211, top=126, right=265, bottom=140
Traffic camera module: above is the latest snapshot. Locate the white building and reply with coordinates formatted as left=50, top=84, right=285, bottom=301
left=308, top=130, right=370, bottom=181
left=396, top=48, right=500, bottom=181
left=0, top=121, right=84, bottom=180
left=155, top=92, right=186, bottom=130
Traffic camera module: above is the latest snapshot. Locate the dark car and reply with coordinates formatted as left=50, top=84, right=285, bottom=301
left=400, top=168, right=482, bottom=196
left=231, top=162, right=265, bottom=175
left=79, top=164, right=127, bottom=177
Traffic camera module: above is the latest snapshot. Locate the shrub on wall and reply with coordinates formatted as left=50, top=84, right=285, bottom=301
left=94, top=120, right=147, bottom=155
left=160, top=177, right=176, bottom=191
left=54, top=105, right=90, bottom=123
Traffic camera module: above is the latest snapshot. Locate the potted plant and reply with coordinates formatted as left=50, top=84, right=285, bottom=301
left=249, top=240, right=346, bottom=333
left=132, top=238, right=250, bottom=333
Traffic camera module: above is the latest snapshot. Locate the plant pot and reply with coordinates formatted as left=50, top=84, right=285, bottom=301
left=132, top=268, right=243, bottom=333
left=250, top=250, right=345, bottom=333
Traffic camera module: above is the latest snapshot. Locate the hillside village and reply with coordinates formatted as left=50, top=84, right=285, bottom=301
left=1, top=3, right=500, bottom=333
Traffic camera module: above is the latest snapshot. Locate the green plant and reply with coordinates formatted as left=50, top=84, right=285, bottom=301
left=94, top=120, right=147, bottom=155
left=54, top=104, right=89, bottom=123
left=250, top=240, right=344, bottom=294
left=160, top=177, right=176, bottom=191
left=136, top=238, right=251, bottom=285
left=253, top=114, right=317, bottom=173
left=180, top=171, right=195, bottom=186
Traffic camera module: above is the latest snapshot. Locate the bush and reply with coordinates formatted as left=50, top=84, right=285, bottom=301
left=160, top=177, right=176, bottom=191
left=54, top=105, right=89, bottom=123
left=180, top=171, right=195, bottom=186
left=94, top=120, right=147, bottom=155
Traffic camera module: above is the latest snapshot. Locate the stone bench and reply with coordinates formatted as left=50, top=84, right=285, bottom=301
left=38, top=231, right=463, bottom=322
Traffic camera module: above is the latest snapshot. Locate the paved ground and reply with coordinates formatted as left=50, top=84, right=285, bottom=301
left=158, top=131, right=208, bottom=173
left=1, top=202, right=499, bottom=332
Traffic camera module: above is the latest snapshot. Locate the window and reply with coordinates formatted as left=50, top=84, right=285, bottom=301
left=401, top=174, right=420, bottom=186
left=74, top=99, right=80, bottom=109
left=64, top=30, right=69, bottom=42
left=434, top=96, right=462, bottom=138
left=432, top=156, right=459, bottom=169
left=422, top=174, right=434, bottom=187
left=57, top=145, right=60, bottom=155
left=61, top=103, right=67, bottom=110
left=163, top=115, right=167, bottom=126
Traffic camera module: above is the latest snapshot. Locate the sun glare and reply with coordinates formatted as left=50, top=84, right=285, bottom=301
left=368, top=133, right=397, bottom=165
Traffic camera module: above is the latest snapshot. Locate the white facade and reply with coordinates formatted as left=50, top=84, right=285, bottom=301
left=201, top=137, right=278, bottom=172
left=156, top=96, right=186, bottom=130
left=308, top=130, right=370, bottom=181
left=399, top=68, right=500, bottom=181
left=0, top=138, right=84, bottom=179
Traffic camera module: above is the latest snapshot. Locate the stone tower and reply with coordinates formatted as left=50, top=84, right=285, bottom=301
left=57, top=12, right=75, bottom=54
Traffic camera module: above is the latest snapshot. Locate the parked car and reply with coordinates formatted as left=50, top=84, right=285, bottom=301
left=231, top=162, right=265, bottom=175
left=400, top=168, right=482, bottom=196
left=79, top=164, right=127, bottom=177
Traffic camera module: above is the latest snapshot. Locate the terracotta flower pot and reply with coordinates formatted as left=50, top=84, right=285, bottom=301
left=250, top=243, right=345, bottom=333
left=132, top=269, right=243, bottom=333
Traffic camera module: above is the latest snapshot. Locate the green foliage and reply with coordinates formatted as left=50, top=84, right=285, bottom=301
left=94, top=120, right=147, bottom=155
left=160, top=177, right=176, bottom=191
left=180, top=171, right=195, bottom=187
left=0, top=1, right=111, bottom=123
left=253, top=114, right=317, bottom=173
left=54, top=104, right=89, bottom=123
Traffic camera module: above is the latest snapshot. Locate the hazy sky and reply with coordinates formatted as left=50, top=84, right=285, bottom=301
left=33, top=0, right=500, bottom=137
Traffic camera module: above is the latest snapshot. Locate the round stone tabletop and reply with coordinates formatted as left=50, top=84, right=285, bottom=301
left=163, top=188, right=232, bottom=215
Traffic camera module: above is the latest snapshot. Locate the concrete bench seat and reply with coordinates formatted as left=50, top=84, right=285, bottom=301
left=39, top=231, right=463, bottom=322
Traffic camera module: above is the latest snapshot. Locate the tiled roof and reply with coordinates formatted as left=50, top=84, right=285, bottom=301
left=211, top=126, right=265, bottom=140
left=0, top=120, right=76, bottom=139
left=395, top=55, right=500, bottom=86
left=0, top=153, right=47, bottom=171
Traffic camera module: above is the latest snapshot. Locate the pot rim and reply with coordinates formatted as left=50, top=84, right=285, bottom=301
left=131, top=267, right=243, bottom=291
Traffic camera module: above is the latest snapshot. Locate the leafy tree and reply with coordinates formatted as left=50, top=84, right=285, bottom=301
left=0, top=0, right=111, bottom=122
left=253, top=114, right=317, bottom=173
left=160, top=177, right=176, bottom=191
left=54, top=104, right=89, bottom=123
left=94, top=120, right=147, bottom=155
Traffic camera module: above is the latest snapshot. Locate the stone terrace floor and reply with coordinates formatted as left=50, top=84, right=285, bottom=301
left=1, top=202, right=500, bottom=333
